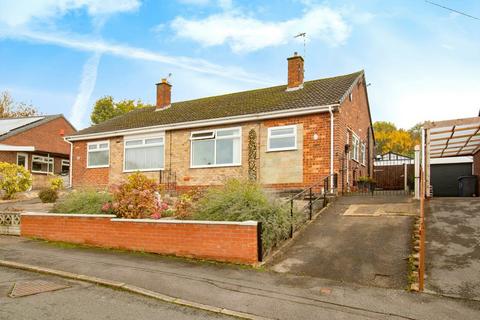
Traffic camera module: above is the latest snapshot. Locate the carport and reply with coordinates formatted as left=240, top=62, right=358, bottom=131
left=422, top=116, right=480, bottom=198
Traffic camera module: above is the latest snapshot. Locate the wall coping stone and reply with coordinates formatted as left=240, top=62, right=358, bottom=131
left=22, top=212, right=116, bottom=218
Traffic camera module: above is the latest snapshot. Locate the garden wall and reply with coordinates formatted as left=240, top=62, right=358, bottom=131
left=20, top=213, right=260, bottom=265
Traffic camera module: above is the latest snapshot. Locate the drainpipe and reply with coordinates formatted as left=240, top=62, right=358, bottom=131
left=65, top=138, right=73, bottom=188
left=329, top=106, right=334, bottom=190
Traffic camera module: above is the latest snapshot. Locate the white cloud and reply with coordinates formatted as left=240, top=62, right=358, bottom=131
left=0, top=28, right=269, bottom=85
left=0, top=0, right=140, bottom=26
left=69, top=52, right=101, bottom=128
left=170, top=6, right=350, bottom=53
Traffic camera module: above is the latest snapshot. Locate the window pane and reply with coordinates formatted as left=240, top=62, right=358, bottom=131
left=125, top=145, right=163, bottom=170
left=99, top=143, right=109, bottom=149
left=125, top=140, right=142, bottom=146
left=269, top=136, right=296, bottom=150
left=88, top=150, right=109, bottom=167
left=88, top=144, right=97, bottom=150
left=145, top=137, right=163, bottom=144
left=17, top=156, right=26, bottom=167
left=192, top=140, right=215, bottom=166
left=216, top=138, right=240, bottom=164
left=192, top=131, right=214, bottom=139
left=270, top=127, right=294, bottom=136
left=217, top=129, right=239, bottom=137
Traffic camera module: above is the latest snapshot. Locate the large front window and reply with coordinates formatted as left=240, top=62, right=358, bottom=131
left=124, top=136, right=164, bottom=171
left=191, top=128, right=241, bottom=167
left=87, top=141, right=109, bottom=168
left=32, top=155, right=54, bottom=174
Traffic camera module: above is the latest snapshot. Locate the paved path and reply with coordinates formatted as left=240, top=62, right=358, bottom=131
left=426, top=198, right=480, bottom=300
left=1, top=235, right=479, bottom=319
left=269, top=196, right=416, bottom=289
left=0, top=266, right=231, bottom=320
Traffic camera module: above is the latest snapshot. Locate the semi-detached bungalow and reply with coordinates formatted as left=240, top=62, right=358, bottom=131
left=66, top=53, right=374, bottom=192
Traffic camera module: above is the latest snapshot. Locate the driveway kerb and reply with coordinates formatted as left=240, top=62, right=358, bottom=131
left=0, top=259, right=271, bottom=320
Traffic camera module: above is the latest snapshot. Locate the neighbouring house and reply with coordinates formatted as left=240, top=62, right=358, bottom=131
left=0, top=115, right=77, bottom=189
left=66, top=53, right=374, bottom=193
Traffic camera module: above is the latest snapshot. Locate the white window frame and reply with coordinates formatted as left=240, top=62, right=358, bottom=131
left=190, top=127, right=242, bottom=168
left=87, top=140, right=110, bottom=168
left=61, top=159, right=70, bottom=173
left=352, top=134, right=360, bottom=162
left=123, top=134, right=165, bottom=172
left=267, top=125, right=297, bottom=152
left=16, top=153, right=28, bottom=170
left=361, top=143, right=366, bottom=166
left=31, top=155, right=54, bottom=174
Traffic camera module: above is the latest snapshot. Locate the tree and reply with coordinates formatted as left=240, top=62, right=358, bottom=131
left=0, top=91, right=38, bottom=118
left=90, top=96, right=146, bottom=124
left=373, top=121, right=422, bottom=156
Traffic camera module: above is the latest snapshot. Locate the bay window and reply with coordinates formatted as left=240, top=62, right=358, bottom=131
left=191, top=127, right=241, bottom=167
left=87, top=141, right=109, bottom=168
left=124, top=136, right=164, bottom=171
left=267, top=125, right=297, bottom=151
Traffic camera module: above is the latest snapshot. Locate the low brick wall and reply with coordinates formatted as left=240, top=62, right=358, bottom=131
left=20, top=213, right=260, bottom=265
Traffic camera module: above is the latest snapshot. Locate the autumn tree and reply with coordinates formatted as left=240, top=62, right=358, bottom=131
left=90, top=96, right=146, bottom=124
left=0, top=91, right=39, bottom=118
left=374, top=121, right=422, bottom=156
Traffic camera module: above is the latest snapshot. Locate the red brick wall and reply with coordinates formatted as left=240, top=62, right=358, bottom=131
left=21, top=214, right=259, bottom=265
left=2, top=117, right=76, bottom=155
left=0, top=151, right=16, bottom=163
left=474, top=151, right=480, bottom=194
left=72, top=140, right=109, bottom=188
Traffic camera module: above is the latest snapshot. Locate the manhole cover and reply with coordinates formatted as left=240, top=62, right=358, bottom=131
left=9, top=280, right=70, bottom=298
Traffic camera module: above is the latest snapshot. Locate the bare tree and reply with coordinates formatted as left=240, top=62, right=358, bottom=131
left=0, top=91, right=39, bottom=118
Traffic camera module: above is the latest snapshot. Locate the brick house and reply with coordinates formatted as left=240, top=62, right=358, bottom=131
left=66, top=53, right=374, bottom=193
left=0, top=115, right=76, bottom=189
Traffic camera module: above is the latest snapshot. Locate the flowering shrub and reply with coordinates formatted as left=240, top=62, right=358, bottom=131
left=111, top=173, right=170, bottom=219
left=174, top=188, right=203, bottom=219
left=0, top=162, right=32, bottom=199
left=49, top=176, right=64, bottom=191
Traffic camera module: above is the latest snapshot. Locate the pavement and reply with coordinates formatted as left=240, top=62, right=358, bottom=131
left=1, top=235, right=479, bottom=319
left=268, top=195, right=416, bottom=288
left=0, top=198, right=53, bottom=213
left=0, top=266, right=232, bottom=320
left=425, top=198, right=480, bottom=300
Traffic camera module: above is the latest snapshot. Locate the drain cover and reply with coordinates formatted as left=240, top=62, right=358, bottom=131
left=9, top=280, right=70, bottom=298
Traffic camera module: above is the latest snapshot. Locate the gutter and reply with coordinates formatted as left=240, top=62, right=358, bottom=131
left=329, top=106, right=335, bottom=188
left=65, top=104, right=340, bottom=142
left=64, top=137, right=73, bottom=188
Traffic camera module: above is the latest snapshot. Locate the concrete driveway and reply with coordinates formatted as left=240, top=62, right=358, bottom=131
left=426, top=198, right=480, bottom=300
left=269, top=195, right=416, bottom=289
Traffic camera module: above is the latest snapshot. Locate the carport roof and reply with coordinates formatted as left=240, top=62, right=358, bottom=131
left=424, top=117, right=480, bottom=158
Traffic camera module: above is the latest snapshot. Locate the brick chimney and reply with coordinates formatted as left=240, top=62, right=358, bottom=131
left=156, top=78, right=172, bottom=110
left=287, top=52, right=304, bottom=91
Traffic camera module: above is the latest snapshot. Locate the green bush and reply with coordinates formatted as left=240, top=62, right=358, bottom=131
left=52, top=189, right=113, bottom=214
left=38, top=188, right=58, bottom=203
left=192, top=179, right=301, bottom=256
left=0, top=162, right=32, bottom=199
left=49, top=176, right=64, bottom=191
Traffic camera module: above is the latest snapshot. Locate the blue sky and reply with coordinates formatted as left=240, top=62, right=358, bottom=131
left=0, top=0, right=479, bottom=130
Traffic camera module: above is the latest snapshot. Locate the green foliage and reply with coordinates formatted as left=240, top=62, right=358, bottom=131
left=192, top=179, right=301, bottom=256
left=0, top=162, right=32, bottom=199
left=374, top=121, right=422, bottom=156
left=174, top=188, right=203, bottom=219
left=111, top=173, right=164, bottom=219
left=0, top=90, right=38, bottom=118
left=248, top=129, right=257, bottom=181
left=49, top=176, right=64, bottom=191
left=38, top=188, right=58, bottom=203
left=90, top=96, right=146, bottom=124
left=52, top=189, right=113, bottom=214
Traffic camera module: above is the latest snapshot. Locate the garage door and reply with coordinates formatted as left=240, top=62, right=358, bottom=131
left=431, top=163, right=472, bottom=197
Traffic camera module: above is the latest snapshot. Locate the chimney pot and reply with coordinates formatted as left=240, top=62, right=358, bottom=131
left=286, top=52, right=304, bottom=91
left=156, top=79, right=172, bottom=110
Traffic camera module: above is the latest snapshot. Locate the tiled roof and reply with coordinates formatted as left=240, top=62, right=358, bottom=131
left=0, top=115, right=63, bottom=142
left=73, top=71, right=363, bottom=136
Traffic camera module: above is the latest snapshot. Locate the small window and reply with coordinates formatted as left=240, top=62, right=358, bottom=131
left=361, top=144, right=366, bottom=165
left=352, top=134, right=360, bottom=162
left=17, top=153, right=28, bottom=169
left=124, top=136, right=164, bottom=171
left=87, top=141, right=110, bottom=168
left=61, top=159, right=70, bottom=174
left=190, top=127, right=241, bottom=168
left=32, top=155, right=54, bottom=174
left=267, top=125, right=297, bottom=152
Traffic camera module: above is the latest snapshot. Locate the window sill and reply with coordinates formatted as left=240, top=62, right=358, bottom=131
left=87, top=165, right=110, bottom=169
left=123, top=168, right=164, bottom=173
left=266, top=147, right=298, bottom=153
left=190, top=163, right=241, bottom=169
left=31, top=171, right=54, bottom=175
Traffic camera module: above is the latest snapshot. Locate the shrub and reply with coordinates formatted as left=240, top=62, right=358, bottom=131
left=0, top=162, right=32, bottom=199
left=49, top=176, right=64, bottom=191
left=52, top=189, right=113, bottom=214
left=192, top=179, right=301, bottom=256
left=38, top=188, right=58, bottom=203
left=174, top=188, right=203, bottom=219
left=111, top=173, right=164, bottom=219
